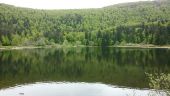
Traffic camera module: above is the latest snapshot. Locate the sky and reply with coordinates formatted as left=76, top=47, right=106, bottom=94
left=0, top=0, right=153, bottom=9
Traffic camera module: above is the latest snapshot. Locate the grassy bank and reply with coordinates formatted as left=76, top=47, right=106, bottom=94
left=0, top=44, right=87, bottom=50
left=0, top=45, right=61, bottom=50
left=0, top=44, right=170, bottom=50
left=113, top=44, right=170, bottom=49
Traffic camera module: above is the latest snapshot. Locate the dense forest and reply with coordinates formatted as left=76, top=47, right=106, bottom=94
left=0, top=0, right=170, bottom=46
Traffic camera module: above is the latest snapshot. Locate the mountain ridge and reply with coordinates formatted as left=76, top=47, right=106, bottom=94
left=0, top=0, right=170, bottom=46
left=1, top=0, right=168, bottom=10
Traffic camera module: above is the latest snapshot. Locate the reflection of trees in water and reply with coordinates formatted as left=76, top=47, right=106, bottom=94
left=0, top=48, right=170, bottom=89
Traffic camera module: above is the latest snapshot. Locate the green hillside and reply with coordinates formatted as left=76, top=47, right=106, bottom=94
left=0, top=0, right=170, bottom=46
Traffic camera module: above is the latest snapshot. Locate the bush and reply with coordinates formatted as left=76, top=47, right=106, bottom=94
left=146, top=73, right=170, bottom=95
left=75, top=41, right=82, bottom=46
left=0, top=41, right=2, bottom=46
left=2, top=36, right=11, bottom=46
left=62, top=39, right=72, bottom=47
left=11, top=34, right=21, bottom=46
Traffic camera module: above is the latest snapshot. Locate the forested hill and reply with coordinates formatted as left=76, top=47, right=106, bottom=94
left=0, top=0, right=170, bottom=46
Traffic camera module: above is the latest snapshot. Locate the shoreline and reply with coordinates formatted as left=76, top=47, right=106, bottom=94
left=112, top=45, right=170, bottom=49
left=0, top=45, right=62, bottom=50
left=0, top=45, right=170, bottom=50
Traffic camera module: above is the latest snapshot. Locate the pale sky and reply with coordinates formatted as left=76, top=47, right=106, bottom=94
left=0, top=0, right=153, bottom=9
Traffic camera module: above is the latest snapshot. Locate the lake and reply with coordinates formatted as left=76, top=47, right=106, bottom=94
left=0, top=47, right=169, bottom=96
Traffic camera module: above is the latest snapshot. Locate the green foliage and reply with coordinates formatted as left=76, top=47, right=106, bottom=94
left=63, top=39, right=71, bottom=47
left=11, top=34, right=21, bottom=46
left=146, top=73, right=170, bottom=96
left=1, top=35, right=10, bottom=46
left=146, top=73, right=170, bottom=89
left=35, top=37, right=47, bottom=46
left=0, top=0, right=170, bottom=46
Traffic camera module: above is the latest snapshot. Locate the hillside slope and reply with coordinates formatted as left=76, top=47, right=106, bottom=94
left=0, top=0, right=170, bottom=46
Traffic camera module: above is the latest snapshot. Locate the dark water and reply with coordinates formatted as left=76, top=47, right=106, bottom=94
left=0, top=47, right=170, bottom=96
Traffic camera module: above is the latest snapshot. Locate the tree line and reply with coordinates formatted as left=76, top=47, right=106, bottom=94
left=0, top=0, right=170, bottom=46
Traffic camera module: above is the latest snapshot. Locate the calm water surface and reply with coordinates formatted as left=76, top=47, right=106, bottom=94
left=0, top=47, right=170, bottom=96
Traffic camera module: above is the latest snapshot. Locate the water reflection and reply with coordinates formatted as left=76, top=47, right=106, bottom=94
left=0, top=82, right=166, bottom=96
left=0, top=47, right=170, bottom=89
